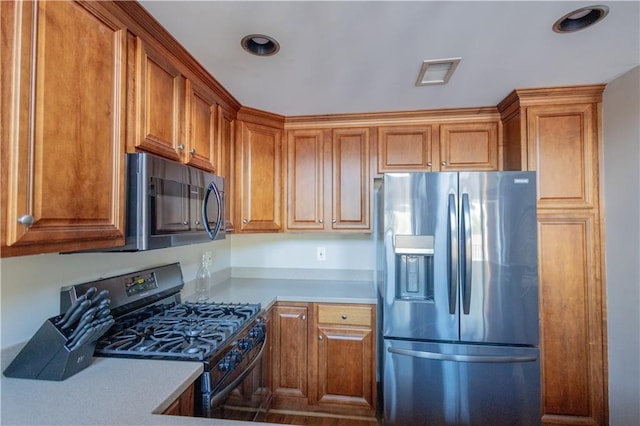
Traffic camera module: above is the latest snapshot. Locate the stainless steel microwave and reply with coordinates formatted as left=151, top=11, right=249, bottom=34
left=119, top=152, right=225, bottom=251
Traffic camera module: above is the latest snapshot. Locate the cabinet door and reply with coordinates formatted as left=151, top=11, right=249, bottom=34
left=439, top=122, right=498, bottom=171
left=316, top=326, right=375, bottom=412
left=286, top=129, right=326, bottom=230
left=378, top=125, right=434, bottom=172
left=538, top=212, right=606, bottom=425
left=217, top=106, right=235, bottom=232
left=527, top=104, right=598, bottom=210
left=236, top=121, right=283, bottom=232
left=271, top=304, right=309, bottom=408
left=331, top=128, right=370, bottom=231
left=134, top=37, right=184, bottom=161
left=1, top=0, right=127, bottom=256
left=185, top=79, right=217, bottom=172
left=313, top=303, right=376, bottom=416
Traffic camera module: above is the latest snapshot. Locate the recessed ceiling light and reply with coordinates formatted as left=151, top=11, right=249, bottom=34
left=553, top=5, right=609, bottom=33
left=241, top=34, right=280, bottom=56
left=415, top=58, right=461, bottom=86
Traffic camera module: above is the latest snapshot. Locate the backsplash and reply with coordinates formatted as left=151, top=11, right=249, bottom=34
left=1, top=233, right=375, bottom=349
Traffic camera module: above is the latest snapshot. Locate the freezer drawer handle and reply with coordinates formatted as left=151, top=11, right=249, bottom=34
left=388, top=347, right=537, bottom=363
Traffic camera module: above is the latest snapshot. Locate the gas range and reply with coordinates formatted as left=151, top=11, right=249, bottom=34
left=59, top=263, right=270, bottom=420
left=97, top=301, right=262, bottom=362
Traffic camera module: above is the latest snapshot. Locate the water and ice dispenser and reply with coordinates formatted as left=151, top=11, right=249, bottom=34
left=394, top=235, right=435, bottom=301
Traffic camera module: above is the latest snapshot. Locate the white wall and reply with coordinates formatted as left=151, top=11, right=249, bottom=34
left=602, top=65, right=640, bottom=425
left=230, top=233, right=375, bottom=271
left=0, top=239, right=231, bottom=349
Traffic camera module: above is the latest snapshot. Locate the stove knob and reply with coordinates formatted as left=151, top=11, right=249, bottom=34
left=232, top=350, right=244, bottom=362
left=217, top=358, right=234, bottom=372
left=249, top=325, right=265, bottom=340
left=218, top=352, right=240, bottom=371
left=238, top=338, right=253, bottom=351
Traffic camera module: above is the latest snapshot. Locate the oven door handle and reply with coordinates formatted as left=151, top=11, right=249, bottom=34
left=209, top=336, right=267, bottom=407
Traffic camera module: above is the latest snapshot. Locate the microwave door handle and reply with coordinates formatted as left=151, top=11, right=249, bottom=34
left=203, top=181, right=223, bottom=240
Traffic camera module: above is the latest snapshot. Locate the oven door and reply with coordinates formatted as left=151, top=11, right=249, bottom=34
left=199, top=323, right=271, bottom=421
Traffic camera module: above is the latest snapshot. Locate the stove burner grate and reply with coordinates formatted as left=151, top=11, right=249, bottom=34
left=95, top=302, right=261, bottom=361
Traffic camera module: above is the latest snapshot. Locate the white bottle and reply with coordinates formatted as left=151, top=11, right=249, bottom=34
left=195, top=254, right=212, bottom=302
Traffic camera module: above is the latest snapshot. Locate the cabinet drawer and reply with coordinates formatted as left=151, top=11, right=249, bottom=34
left=317, top=305, right=372, bottom=327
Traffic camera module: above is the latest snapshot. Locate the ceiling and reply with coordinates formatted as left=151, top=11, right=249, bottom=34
left=138, top=1, right=640, bottom=117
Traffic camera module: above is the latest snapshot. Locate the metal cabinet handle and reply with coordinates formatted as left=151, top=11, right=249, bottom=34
left=177, top=144, right=185, bottom=151
left=341, top=314, right=347, bottom=320
left=195, top=220, right=201, bottom=225
left=319, top=219, right=323, bottom=224
left=301, top=315, right=306, bottom=321
left=318, top=335, right=323, bottom=341
left=17, top=214, right=34, bottom=227
left=189, top=148, right=196, bottom=155
left=427, top=162, right=432, bottom=167
left=441, top=160, right=447, bottom=166
left=182, top=220, right=189, bottom=225
left=242, top=219, right=248, bottom=224
left=332, top=219, right=337, bottom=223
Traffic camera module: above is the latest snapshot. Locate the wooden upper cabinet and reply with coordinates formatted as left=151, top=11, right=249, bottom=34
left=527, top=104, right=598, bottom=210
left=134, top=37, right=184, bottom=162
left=377, top=125, right=435, bottom=172
left=439, top=121, right=498, bottom=171
left=216, top=106, right=235, bottom=232
left=331, top=128, right=371, bottom=231
left=1, top=0, right=127, bottom=256
left=286, top=127, right=371, bottom=232
left=286, top=129, right=326, bottom=230
left=236, top=120, right=283, bottom=232
left=184, top=79, right=217, bottom=172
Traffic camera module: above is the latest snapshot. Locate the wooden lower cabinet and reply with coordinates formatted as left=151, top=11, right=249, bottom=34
left=269, top=302, right=376, bottom=417
left=314, top=304, right=376, bottom=416
left=162, top=383, right=195, bottom=417
left=538, top=212, right=606, bottom=424
left=271, top=303, right=309, bottom=407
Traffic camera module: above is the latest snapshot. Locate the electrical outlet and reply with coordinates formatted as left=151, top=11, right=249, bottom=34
left=203, top=251, right=213, bottom=265
left=317, top=247, right=326, bottom=261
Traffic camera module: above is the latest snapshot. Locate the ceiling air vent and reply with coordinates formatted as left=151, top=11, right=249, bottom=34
left=415, top=58, right=461, bottom=86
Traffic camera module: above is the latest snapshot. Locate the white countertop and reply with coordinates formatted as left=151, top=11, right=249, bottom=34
left=1, top=276, right=376, bottom=425
left=202, top=277, right=378, bottom=308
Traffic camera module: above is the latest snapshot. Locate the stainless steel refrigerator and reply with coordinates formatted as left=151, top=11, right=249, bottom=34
left=379, top=172, right=540, bottom=425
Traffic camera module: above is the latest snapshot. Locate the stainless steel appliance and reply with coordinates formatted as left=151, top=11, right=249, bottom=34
left=60, top=263, right=271, bottom=421
left=378, top=172, right=540, bottom=425
left=118, top=152, right=225, bottom=251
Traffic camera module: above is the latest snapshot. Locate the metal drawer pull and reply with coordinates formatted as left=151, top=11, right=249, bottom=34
left=301, top=315, right=306, bottom=321
left=341, top=314, right=347, bottom=320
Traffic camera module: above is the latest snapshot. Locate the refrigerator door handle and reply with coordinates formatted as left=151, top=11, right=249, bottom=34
left=388, top=347, right=537, bottom=363
left=461, top=193, right=472, bottom=314
left=447, top=194, right=458, bottom=315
